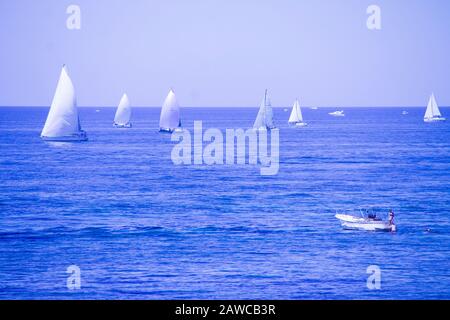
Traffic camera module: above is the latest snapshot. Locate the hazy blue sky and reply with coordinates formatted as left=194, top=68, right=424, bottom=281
left=0, top=0, right=449, bottom=107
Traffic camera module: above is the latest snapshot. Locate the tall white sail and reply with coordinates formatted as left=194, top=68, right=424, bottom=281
left=159, top=89, right=181, bottom=132
left=288, top=99, right=303, bottom=123
left=253, top=90, right=275, bottom=129
left=41, top=65, right=86, bottom=140
left=424, top=93, right=441, bottom=119
left=114, top=93, right=132, bottom=127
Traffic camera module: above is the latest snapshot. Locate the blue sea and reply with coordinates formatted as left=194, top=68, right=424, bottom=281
left=0, top=107, right=449, bottom=300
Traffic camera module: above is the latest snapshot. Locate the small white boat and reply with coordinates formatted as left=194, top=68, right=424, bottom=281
left=113, top=93, right=132, bottom=128
left=424, top=93, right=446, bottom=122
left=159, top=89, right=181, bottom=133
left=335, top=209, right=396, bottom=232
left=310, top=107, right=318, bottom=110
left=288, top=99, right=307, bottom=127
left=253, top=89, right=276, bottom=131
left=41, top=65, right=88, bottom=142
left=329, top=110, right=345, bottom=117
left=402, top=111, right=409, bottom=115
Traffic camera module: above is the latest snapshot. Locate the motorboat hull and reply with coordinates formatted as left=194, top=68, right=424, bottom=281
left=335, top=214, right=395, bottom=232
left=329, top=113, right=345, bottom=117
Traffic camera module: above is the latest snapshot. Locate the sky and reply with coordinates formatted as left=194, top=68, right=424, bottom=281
left=0, top=0, right=449, bottom=107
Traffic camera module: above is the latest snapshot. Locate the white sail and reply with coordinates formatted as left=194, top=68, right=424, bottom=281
left=288, top=99, right=303, bottom=123
left=253, top=90, right=275, bottom=129
left=424, top=93, right=441, bottom=119
left=159, top=89, right=181, bottom=131
left=114, top=93, right=132, bottom=126
left=424, top=94, right=445, bottom=122
left=41, top=66, right=85, bottom=139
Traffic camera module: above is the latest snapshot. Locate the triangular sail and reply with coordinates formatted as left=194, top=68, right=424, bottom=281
left=114, top=93, right=132, bottom=125
left=253, top=90, right=275, bottom=129
left=253, top=97, right=266, bottom=129
left=289, top=99, right=303, bottom=123
left=430, top=94, right=441, bottom=117
left=41, top=66, right=81, bottom=137
left=159, top=89, right=181, bottom=130
left=425, top=93, right=442, bottom=119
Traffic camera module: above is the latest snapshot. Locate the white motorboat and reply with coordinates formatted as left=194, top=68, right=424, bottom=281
left=335, top=209, right=396, bottom=232
left=329, top=110, right=345, bottom=117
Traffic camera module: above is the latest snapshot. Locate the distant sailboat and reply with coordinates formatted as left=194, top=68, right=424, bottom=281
left=159, top=89, right=181, bottom=133
left=41, top=65, right=87, bottom=142
left=288, top=99, right=307, bottom=127
left=310, top=107, right=318, bottom=110
left=329, top=110, right=345, bottom=117
left=253, top=89, right=276, bottom=130
left=424, top=93, right=445, bottom=122
left=113, top=93, right=132, bottom=128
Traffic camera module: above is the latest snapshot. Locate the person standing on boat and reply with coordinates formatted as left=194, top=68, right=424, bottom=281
left=388, top=210, right=395, bottom=226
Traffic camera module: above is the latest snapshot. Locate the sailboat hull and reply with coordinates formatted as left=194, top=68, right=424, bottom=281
left=424, top=117, right=446, bottom=122
left=113, top=122, right=132, bottom=128
left=41, top=131, right=88, bottom=142
left=159, top=127, right=183, bottom=133
left=253, top=126, right=278, bottom=132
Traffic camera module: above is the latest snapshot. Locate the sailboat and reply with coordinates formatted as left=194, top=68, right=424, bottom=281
left=424, top=93, right=446, bottom=122
left=159, top=89, right=182, bottom=133
left=253, top=89, right=276, bottom=130
left=113, top=93, right=132, bottom=128
left=41, top=65, right=87, bottom=142
left=288, top=99, right=307, bottom=127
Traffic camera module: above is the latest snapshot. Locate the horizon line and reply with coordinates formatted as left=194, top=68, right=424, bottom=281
left=0, top=105, right=444, bottom=109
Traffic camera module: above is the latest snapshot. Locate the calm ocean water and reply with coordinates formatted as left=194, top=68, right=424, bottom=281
left=0, top=107, right=449, bottom=300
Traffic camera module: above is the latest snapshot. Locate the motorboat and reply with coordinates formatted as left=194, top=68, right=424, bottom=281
left=329, top=110, right=345, bottom=117
left=335, top=208, right=396, bottom=232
